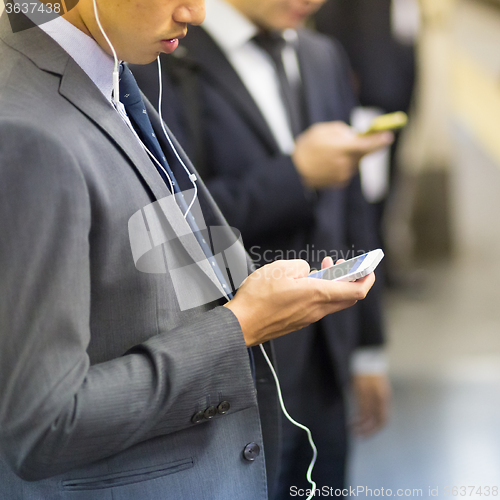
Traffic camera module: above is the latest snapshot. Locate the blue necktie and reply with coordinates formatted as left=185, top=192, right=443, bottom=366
left=120, top=65, right=255, bottom=379
left=119, top=64, right=234, bottom=300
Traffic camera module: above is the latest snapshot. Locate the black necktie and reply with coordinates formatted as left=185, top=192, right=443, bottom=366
left=253, top=32, right=305, bottom=137
left=119, top=64, right=234, bottom=299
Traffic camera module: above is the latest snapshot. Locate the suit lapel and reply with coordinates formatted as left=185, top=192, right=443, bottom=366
left=296, top=31, right=325, bottom=127
left=179, top=26, right=280, bottom=154
left=148, top=101, right=255, bottom=276
left=58, top=59, right=176, bottom=204
left=0, top=16, right=169, bottom=203
left=0, top=14, right=67, bottom=73
left=60, top=60, right=225, bottom=286
left=297, top=29, right=350, bottom=124
left=0, top=18, right=232, bottom=291
left=59, top=63, right=227, bottom=292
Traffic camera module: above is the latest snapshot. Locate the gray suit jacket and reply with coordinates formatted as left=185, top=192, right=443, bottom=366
left=0, top=15, right=279, bottom=500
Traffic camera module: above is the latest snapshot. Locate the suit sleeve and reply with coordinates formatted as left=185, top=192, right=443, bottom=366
left=329, top=36, right=386, bottom=348
left=0, top=121, right=256, bottom=481
left=345, top=175, right=385, bottom=347
left=204, top=155, right=316, bottom=243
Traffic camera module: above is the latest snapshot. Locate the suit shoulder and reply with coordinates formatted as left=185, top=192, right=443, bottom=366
left=297, top=28, right=341, bottom=51
left=297, top=28, right=350, bottom=65
left=0, top=37, right=27, bottom=96
left=0, top=117, right=84, bottom=179
left=0, top=42, right=61, bottom=118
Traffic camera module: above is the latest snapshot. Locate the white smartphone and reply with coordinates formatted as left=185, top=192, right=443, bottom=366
left=308, top=249, right=384, bottom=282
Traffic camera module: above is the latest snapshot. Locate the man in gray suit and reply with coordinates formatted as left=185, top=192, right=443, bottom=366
left=0, top=0, right=375, bottom=499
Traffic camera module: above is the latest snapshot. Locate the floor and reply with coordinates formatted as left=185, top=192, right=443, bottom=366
left=348, top=127, right=500, bottom=497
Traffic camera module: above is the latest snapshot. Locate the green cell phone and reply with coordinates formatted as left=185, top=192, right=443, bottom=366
left=358, top=111, right=408, bottom=136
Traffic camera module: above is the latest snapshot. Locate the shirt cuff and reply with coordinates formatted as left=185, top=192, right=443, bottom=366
left=350, top=347, right=388, bottom=375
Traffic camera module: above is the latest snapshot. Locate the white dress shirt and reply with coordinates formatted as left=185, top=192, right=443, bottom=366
left=40, top=15, right=115, bottom=104
left=39, top=17, right=153, bottom=166
left=203, top=0, right=298, bottom=154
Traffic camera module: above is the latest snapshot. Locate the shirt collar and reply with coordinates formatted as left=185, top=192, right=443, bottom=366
left=39, top=16, right=115, bottom=103
left=202, top=0, right=258, bottom=52
left=202, top=0, right=299, bottom=53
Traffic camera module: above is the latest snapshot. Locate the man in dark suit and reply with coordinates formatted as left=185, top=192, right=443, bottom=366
left=131, top=0, right=392, bottom=497
left=0, top=1, right=376, bottom=499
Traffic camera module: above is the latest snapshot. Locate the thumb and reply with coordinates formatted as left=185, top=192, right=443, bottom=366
left=355, top=131, right=394, bottom=155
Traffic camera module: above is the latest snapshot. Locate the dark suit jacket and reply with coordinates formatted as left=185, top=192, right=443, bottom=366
left=314, top=0, right=416, bottom=113
left=0, top=15, right=280, bottom=499
left=132, top=26, right=385, bottom=391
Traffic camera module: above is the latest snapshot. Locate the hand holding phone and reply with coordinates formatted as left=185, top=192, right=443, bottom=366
left=358, top=112, right=407, bottom=136
left=309, top=249, right=384, bottom=282
left=225, top=258, right=375, bottom=346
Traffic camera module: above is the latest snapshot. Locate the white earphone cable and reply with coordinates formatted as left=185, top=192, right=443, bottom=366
left=259, top=343, right=317, bottom=499
left=92, top=0, right=178, bottom=199
left=92, top=0, right=120, bottom=106
left=156, top=56, right=198, bottom=219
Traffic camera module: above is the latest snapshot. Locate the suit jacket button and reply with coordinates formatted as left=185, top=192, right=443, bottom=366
left=217, top=401, right=230, bottom=415
left=191, top=411, right=205, bottom=424
left=243, top=442, right=260, bottom=461
left=204, top=406, right=217, bottom=419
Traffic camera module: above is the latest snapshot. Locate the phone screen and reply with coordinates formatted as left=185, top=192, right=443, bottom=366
left=313, top=254, right=367, bottom=280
